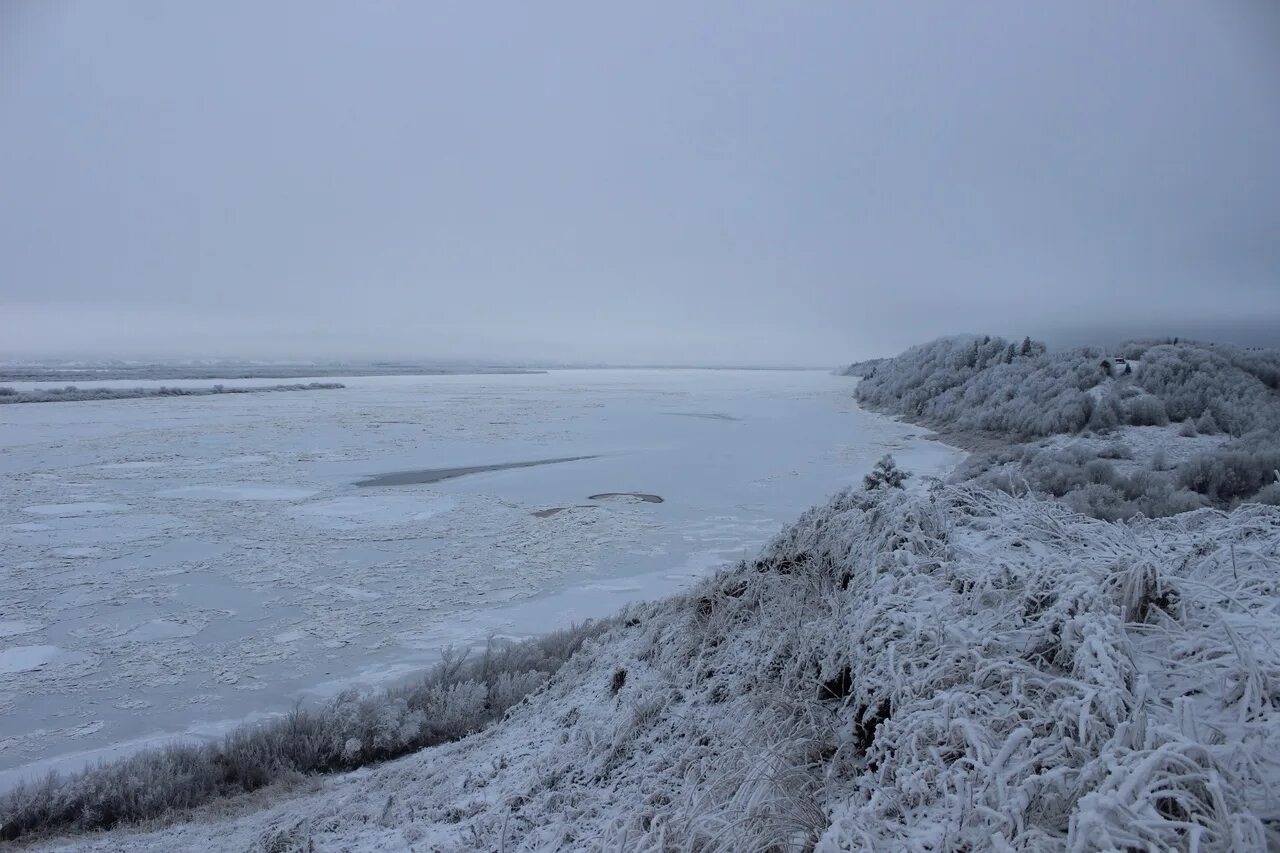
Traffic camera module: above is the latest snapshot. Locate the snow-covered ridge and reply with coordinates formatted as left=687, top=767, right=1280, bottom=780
left=35, top=486, right=1280, bottom=851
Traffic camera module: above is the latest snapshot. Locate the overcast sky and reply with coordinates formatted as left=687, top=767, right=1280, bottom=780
left=3, top=1, right=1278, bottom=365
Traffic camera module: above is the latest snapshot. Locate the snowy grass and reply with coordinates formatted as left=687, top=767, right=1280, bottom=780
left=0, top=622, right=606, bottom=842
left=588, top=486, right=1280, bottom=850
left=0, top=383, right=345, bottom=404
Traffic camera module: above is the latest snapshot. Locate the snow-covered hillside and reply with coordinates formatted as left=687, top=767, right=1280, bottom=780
left=31, top=486, right=1280, bottom=851
left=854, top=335, right=1280, bottom=440
left=857, top=336, right=1280, bottom=516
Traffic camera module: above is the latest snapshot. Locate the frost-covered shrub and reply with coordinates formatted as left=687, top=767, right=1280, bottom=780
left=1096, top=440, right=1133, bottom=460
left=863, top=455, right=908, bottom=490
left=1254, top=482, right=1280, bottom=506
left=1125, top=394, right=1169, bottom=426
left=1149, top=486, right=1211, bottom=516
left=1062, top=483, right=1128, bottom=520
left=1233, top=351, right=1280, bottom=389
left=1178, top=418, right=1198, bottom=437
left=1133, top=343, right=1280, bottom=434
left=0, top=386, right=15, bottom=396
left=1196, top=409, right=1222, bottom=434
left=1086, top=394, right=1122, bottom=432
left=958, top=441, right=1217, bottom=520
left=963, top=431, right=1278, bottom=520
left=489, top=670, right=548, bottom=716
left=1084, top=458, right=1118, bottom=486
left=1177, top=448, right=1280, bottom=504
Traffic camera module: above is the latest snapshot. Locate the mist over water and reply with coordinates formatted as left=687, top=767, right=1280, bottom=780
left=3, top=2, right=1277, bottom=364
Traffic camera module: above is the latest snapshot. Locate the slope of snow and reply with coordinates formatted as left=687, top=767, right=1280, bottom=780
left=37, top=487, right=1280, bottom=851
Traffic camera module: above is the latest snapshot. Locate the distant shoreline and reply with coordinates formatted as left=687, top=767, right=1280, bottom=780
left=0, top=382, right=346, bottom=405
left=0, top=364, right=836, bottom=384
left=0, top=364, right=547, bottom=384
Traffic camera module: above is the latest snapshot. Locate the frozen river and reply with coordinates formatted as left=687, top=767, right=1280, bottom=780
left=0, top=369, right=960, bottom=788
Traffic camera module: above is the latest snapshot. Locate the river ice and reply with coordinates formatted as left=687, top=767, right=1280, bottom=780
left=0, top=369, right=959, bottom=788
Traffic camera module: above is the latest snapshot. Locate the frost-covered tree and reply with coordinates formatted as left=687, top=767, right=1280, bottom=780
left=854, top=336, right=1101, bottom=438
left=864, top=455, right=909, bottom=490
left=1196, top=410, right=1222, bottom=435
left=1086, top=395, right=1122, bottom=432
left=1125, top=394, right=1169, bottom=427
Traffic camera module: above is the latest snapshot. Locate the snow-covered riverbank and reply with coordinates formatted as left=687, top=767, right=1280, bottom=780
left=9, top=354, right=1280, bottom=851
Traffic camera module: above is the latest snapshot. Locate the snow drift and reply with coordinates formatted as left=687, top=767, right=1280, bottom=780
left=31, top=485, right=1280, bottom=851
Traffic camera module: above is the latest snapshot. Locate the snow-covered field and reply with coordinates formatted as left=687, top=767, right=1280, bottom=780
left=0, top=369, right=958, bottom=790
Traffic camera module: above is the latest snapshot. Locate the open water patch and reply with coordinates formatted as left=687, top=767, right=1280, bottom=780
left=355, top=455, right=598, bottom=487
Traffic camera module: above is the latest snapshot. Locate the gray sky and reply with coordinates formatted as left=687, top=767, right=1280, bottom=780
left=3, top=1, right=1278, bottom=365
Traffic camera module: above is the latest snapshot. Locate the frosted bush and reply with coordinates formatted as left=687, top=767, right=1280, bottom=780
left=958, top=441, right=1225, bottom=520
left=1176, top=448, right=1280, bottom=504
left=489, top=670, right=547, bottom=715
left=1196, top=409, right=1222, bottom=434
left=1125, top=394, right=1169, bottom=426
left=1062, top=483, right=1128, bottom=520
left=1096, top=439, right=1132, bottom=459
left=1083, top=458, right=1117, bottom=486
left=863, top=455, right=908, bottom=490
left=1086, top=394, right=1122, bottom=431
